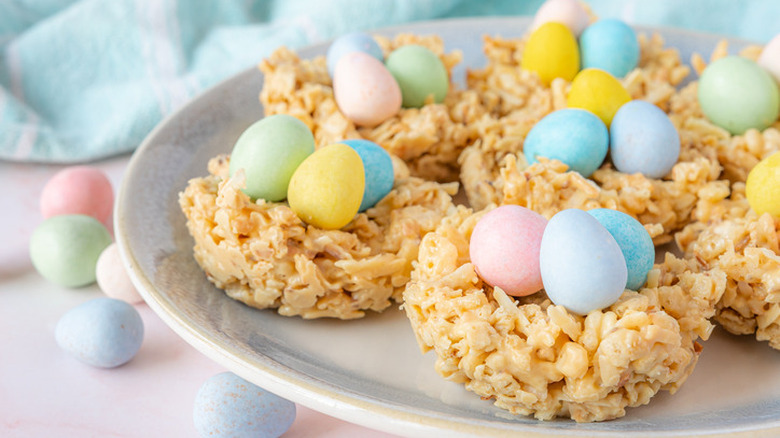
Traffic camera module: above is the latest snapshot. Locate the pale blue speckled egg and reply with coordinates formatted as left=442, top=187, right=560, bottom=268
left=193, top=372, right=296, bottom=438
left=339, top=139, right=394, bottom=211
left=326, top=32, right=383, bottom=78
left=579, top=18, right=640, bottom=78
left=587, top=208, right=655, bottom=291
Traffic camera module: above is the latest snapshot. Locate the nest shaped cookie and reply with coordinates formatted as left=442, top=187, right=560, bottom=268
left=179, top=155, right=457, bottom=319
left=403, top=207, right=726, bottom=422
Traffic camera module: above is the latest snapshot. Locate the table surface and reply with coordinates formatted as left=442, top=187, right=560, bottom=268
left=0, top=155, right=397, bottom=438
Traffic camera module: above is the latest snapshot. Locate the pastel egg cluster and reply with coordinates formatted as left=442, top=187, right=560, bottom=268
left=229, top=114, right=395, bottom=229
left=470, top=206, right=654, bottom=315
left=328, top=32, right=450, bottom=127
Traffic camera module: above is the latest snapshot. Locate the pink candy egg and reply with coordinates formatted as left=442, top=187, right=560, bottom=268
left=531, top=0, right=590, bottom=37
left=469, top=205, right=548, bottom=297
left=96, top=243, right=144, bottom=304
left=333, top=51, right=402, bottom=127
left=40, top=166, right=114, bottom=230
left=758, top=33, right=780, bottom=83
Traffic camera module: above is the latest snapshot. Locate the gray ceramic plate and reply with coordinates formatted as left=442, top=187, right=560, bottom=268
left=116, top=16, right=780, bottom=438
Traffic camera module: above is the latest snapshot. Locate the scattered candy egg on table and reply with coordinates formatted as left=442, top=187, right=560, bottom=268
left=469, top=205, right=548, bottom=297
left=698, top=56, right=780, bottom=135
left=521, top=21, right=580, bottom=85
left=338, top=139, right=394, bottom=211
left=288, top=143, right=365, bottom=229
left=746, top=151, right=780, bottom=217
left=326, top=31, right=384, bottom=78
left=587, top=208, right=654, bottom=291
left=610, top=100, right=681, bottom=178
left=385, top=44, right=449, bottom=108
left=193, top=372, right=296, bottom=438
left=579, top=18, right=640, bottom=78
left=96, top=243, right=144, bottom=304
left=523, top=108, right=609, bottom=177
left=567, top=68, right=631, bottom=126
left=531, top=0, right=590, bottom=37
left=40, top=166, right=114, bottom=230
left=539, top=208, right=627, bottom=315
left=229, top=114, right=315, bottom=202
left=55, top=297, right=144, bottom=368
left=758, top=33, right=780, bottom=83
left=333, top=51, right=402, bottom=127
left=30, top=214, right=113, bottom=288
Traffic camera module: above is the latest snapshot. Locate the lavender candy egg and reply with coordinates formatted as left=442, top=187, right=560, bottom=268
left=194, top=372, right=296, bottom=438
left=610, top=100, right=680, bottom=179
left=587, top=208, right=654, bottom=291
left=326, top=32, right=383, bottom=78
left=539, top=209, right=627, bottom=315
left=339, top=139, right=394, bottom=211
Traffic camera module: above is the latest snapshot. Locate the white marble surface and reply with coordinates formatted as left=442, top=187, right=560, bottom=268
left=0, top=156, right=396, bottom=438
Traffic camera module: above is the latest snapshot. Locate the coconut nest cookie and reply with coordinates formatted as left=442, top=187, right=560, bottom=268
left=179, top=154, right=457, bottom=319
left=403, top=207, right=726, bottom=422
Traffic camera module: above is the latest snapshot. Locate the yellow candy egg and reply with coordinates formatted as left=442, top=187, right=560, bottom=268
left=521, top=22, right=579, bottom=86
left=746, top=151, right=780, bottom=217
left=567, top=68, right=631, bottom=126
left=288, top=143, right=365, bottom=229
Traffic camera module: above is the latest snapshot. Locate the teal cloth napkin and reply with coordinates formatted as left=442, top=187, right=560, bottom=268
left=1, top=0, right=778, bottom=163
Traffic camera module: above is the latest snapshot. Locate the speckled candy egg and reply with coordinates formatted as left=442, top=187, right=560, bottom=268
left=96, top=243, right=143, bottom=304
left=333, top=51, right=402, bottom=127
left=567, top=68, right=631, bottom=126
left=746, top=151, right=780, bottom=217
left=469, top=205, right=548, bottom=297
left=326, top=32, right=383, bottom=78
left=698, top=56, right=779, bottom=135
left=587, top=208, right=654, bottom=291
left=40, top=166, right=114, bottom=230
left=193, top=372, right=296, bottom=438
left=287, top=143, right=365, bottom=229
left=539, top=208, right=628, bottom=315
left=579, top=18, right=640, bottom=78
left=523, top=108, right=609, bottom=177
left=30, top=214, right=113, bottom=288
left=531, top=0, right=590, bottom=37
left=521, top=22, right=580, bottom=86
left=385, top=44, right=449, bottom=108
left=55, top=298, right=144, bottom=368
left=229, top=114, right=315, bottom=202
left=610, top=100, right=680, bottom=178
left=339, top=139, right=394, bottom=211
left=758, top=33, right=780, bottom=83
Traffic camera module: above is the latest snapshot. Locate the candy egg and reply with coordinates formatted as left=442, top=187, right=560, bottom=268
left=385, top=44, right=449, bottom=108
left=194, top=372, right=296, bottom=438
left=96, top=243, right=144, bottom=304
left=758, top=33, right=780, bottom=83
left=339, top=139, right=394, bottom=211
left=746, top=151, right=780, bottom=217
left=523, top=108, right=609, bottom=177
left=531, top=0, right=590, bottom=37
left=40, top=166, right=114, bottom=230
left=567, top=68, right=631, bottom=126
left=30, top=214, right=113, bottom=288
left=539, top=209, right=627, bottom=315
left=698, top=56, right=779, bottom=135
left=587, top=208, right=654, bottom=291
left=55, top=298, right=144, bottom=368
left=229, top=114, right=315, bottom=202
left=326, top=32, right=383, bottom=78
left=610, top=100, right=681, bottom=178
left=469, top=205, right=548, bottom=297
left=579, top=18, right=640, bottom=78
left=521, top=22, right=580, bottom=86
left=333, top=51, right=402, bottom=127
left=288, top=143, right=365, bottom=229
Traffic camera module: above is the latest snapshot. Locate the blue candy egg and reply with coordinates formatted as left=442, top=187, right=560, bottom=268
left=539, top=209, right=627, bottom=315
left=339, top=139, right=395, bottom=211
left=587, top=208, right=655, bottom=290
left=194, top=372, right=296, bottom=438
left=55, top=298, right=144, bottom=368
left=327, top=32, right=384, bottom=78
left=610, top=100, right=681, bottom=178
left=580, top=19, right=640, bottom=78
left=524, top=108, right=609, bottom=177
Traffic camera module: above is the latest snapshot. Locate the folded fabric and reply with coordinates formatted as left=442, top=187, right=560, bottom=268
left=0, top=0, right=777, bottom=163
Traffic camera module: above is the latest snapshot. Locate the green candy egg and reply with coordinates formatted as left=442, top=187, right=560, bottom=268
left=385, top=45, right=449, bottom=108
left=30, top=215, right=113, bottom=288
left=229, top=114, right=315, bottom=201
left=698, top=56, right=780, bottom=135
